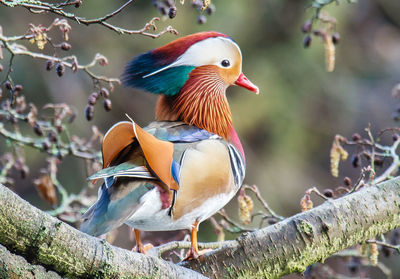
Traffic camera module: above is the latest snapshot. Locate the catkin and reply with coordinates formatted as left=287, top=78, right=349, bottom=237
left=324, top=35, right=335, bottom=72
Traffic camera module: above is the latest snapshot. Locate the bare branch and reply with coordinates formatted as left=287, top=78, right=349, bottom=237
left=0, top=1, right=179, bottom=38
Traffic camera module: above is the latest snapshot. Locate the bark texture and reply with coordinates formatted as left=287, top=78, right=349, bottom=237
left=183, top=177, right=400, bottom=278
left=0, top=243, right=64, bottom=279
left=0, top=183, right=206, bottom=279
left=1, top=178, right=400, bottom=279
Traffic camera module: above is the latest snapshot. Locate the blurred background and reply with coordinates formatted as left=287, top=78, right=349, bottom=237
left=1, top=0, right=400, bottom=277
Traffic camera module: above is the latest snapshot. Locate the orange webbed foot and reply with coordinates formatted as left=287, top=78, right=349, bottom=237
left=132, top=228, right=154, bottom=254
left=134, top=243, right=154, bottom=254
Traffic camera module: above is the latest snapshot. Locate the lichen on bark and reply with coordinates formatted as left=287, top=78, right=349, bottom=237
left=184, top=177, right=400, bottom=278
left=1, top=177, right=400, bottom=278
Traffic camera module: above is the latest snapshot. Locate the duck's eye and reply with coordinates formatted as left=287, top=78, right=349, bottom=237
left=221, top=59, right=230, bottom=67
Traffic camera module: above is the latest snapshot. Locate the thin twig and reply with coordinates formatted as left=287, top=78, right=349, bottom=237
left=0, top=1, right=178, bottom=38
left=373, top=137, right=400, bottom=184
left=0, top=122, right=99, bottom=160
left=0, top=34, right=120, bottom=85
left=243, top=185, right=284, bottom=220
left=148, top=240, right=233, bottom=258
left=218, top=209, right=254, bottom=233
left=366, top=239, right=400, bottom=254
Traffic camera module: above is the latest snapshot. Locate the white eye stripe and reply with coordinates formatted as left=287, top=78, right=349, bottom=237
left=143, top=37, right=241, bottom=78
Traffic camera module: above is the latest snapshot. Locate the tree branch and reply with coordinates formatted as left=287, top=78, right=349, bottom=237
left=183, top=177, right=400, bottom=278
left=0, top=183, right=206, bottom=279
left=0, top=1, right=178, bottom=38
left=1, top=177, right=400, bottom=278
left=0, top=243, right=64, bottom=279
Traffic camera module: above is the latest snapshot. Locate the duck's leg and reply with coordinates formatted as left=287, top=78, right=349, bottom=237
left=133, top=228, right=153, bottom=253
left=184, top=219, right=200, bottom=261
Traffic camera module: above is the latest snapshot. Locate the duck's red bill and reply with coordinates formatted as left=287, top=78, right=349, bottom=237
left=234, top=73, right=259, bottom=94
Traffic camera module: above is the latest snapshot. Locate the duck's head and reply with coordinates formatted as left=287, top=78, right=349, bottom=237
left=123, top=31, right=258, bottom=95
left=123, top=31, right=258, bottom=139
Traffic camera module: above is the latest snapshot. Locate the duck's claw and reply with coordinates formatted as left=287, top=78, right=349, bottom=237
left=183, top=246, right=200, bottom=261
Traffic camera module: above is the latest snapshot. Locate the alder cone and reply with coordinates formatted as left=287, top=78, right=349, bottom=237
left=85, top=104, right=94, bottom=121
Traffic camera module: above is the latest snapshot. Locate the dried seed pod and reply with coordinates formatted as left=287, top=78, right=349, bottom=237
left=103, top=99, right=112, bottom=111
left=303, top=35, right=312, bottom=48
left=164, top=0, right=174, bottom=7
left=351, top=154, right=360, bottom=168
left=56, top=63, right=65, bottom=77
left=393, top=134, right=399, bottom=142
left=301, top=20, right=312, bottom=33
left=33, top=122, right=43, bottom=136
left=332, top=32, right=340, bottom=45
left=42, top=139, right=51, bottom=151
left=206, top=4, right=215, bottom=15
left=88, top=94, right=97, bottom=105
left=343, top=177, right=352, bottom=187
left=4, top=81, right=12, bottom=90
left=20, top=165, right=29, bottom=179
left=74, top=0, right=82, bottom=8
left=48, top=131, right=58, bottom=143
left=100, top=87, right=110, bottom=98
left=85, top=104, right=94, bottom=121
left=14, top=84, right=23, bottom=92
left=92, top=91, right=100, bottom=100
left=197, top=15, right=207, bottom=24
left=168, top=6, right=177, bottom=18
left=46, top=60, right=56, bottom=71
left=351, top=133, right=361, bottom=141
left=323, top=189, right=334, bottom=198
left=60, top=42, right=72, bottom=51
left=56, top=124, right=63, bottom=134
left=56, top=151, right=63, bottom=160
left=34, top=174, right=57, bottom=206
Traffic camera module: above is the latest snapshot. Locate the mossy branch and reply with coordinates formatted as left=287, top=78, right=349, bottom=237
left=183, top=177, right=400, bottom=278
left=0, top=244, right=64, bottom=279
left=0, top=183, right=206, bottom=279
left=1, top=177, right=400, bottom=278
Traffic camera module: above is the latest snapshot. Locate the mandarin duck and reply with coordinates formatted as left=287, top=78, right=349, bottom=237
left=80, top=31, right=259, bottom=260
